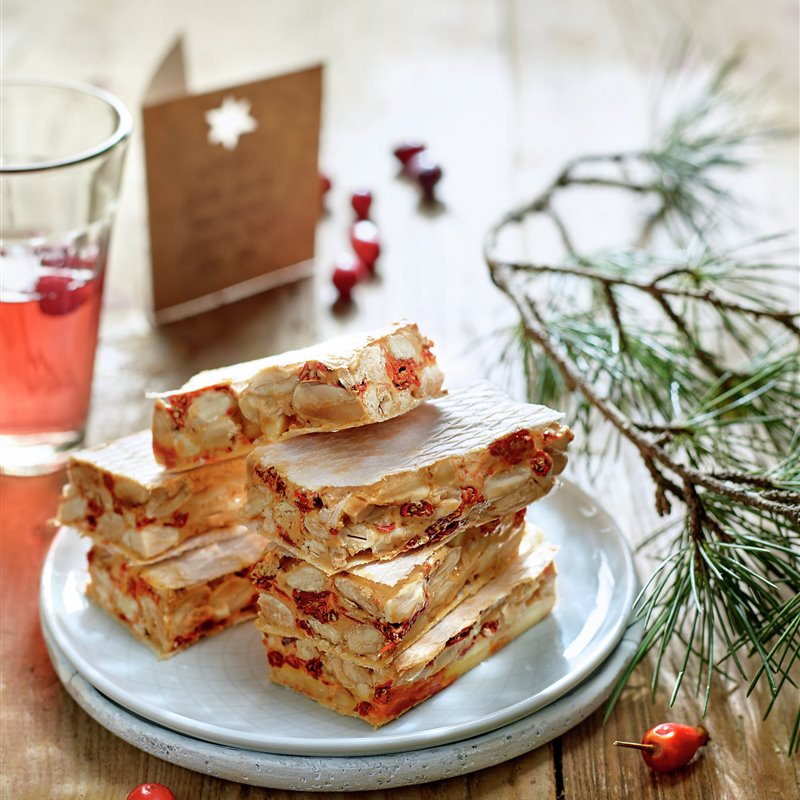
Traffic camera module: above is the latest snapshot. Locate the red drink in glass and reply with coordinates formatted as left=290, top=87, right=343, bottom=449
left=0, top=243, right=104, bottom=438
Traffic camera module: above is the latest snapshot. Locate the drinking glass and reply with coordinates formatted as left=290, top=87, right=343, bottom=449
left=0, top=79, right=132, bottom=475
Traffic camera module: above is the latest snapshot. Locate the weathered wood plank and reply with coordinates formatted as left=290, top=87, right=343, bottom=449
left=1, top=0, right=796, bottom=797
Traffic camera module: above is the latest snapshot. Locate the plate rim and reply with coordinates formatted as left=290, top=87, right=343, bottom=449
left=39, top=478, right=638, bottom=756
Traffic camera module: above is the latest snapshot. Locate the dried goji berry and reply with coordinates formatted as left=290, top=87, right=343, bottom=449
left=384, top=348, right=421, bottom=390
left=531, top=450, right=553, bottom=477
left=298, top=360, right=330, bottom=382
left=459, top=486, right=484, bottom=510
left=488, top=429, right=535, bottom=464
left=254, top=464, right=286, bottom=495
left=374, top=681, right=394, bottom=704
left=305, top=658, right=324, bottom=679
left=400, top=501, right=434, bottom=517
left=446, top=625, right=473, bottom=647
left=294, top=490, right=321, bottom=513
left=374, top=522, right=396, bottom=533
left=293, top=590, right=338, bottom=623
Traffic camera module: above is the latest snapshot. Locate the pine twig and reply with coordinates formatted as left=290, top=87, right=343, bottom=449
left=484, top=53, right=800, bottom=751
left=496, top=260, right=800, bottom=333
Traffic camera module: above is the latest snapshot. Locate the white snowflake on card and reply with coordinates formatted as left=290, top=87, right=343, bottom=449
left=205, top=96, right=258, bottom=150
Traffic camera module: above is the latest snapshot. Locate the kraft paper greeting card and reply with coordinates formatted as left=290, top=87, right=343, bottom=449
left=143, top=41, right=322, bottom=323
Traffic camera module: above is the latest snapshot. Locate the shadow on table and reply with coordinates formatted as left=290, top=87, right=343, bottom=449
left=152, top=277, right=317, bottom=385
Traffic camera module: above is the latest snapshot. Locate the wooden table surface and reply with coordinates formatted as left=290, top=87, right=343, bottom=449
left=2, top=1, right=798, bottom=798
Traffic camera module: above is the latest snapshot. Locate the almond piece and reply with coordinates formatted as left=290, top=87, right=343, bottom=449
left=334, top=576, right=379, bottom=616
left=384, top=579, right=426, bottom=623
left=197, top=415, right=240, bottom=450
left=187, top=390, right=234, bottom=424
left=258, top=593, right=294, bottom=629
left=483, top=466, right=532, bottom=500
left=344, top=622, right=385, bottom=655
left=291, top=381, right=365, bottom=424
left=307, top=617, right=341, bottom=644
left=286, top=563, right=327, bottom=592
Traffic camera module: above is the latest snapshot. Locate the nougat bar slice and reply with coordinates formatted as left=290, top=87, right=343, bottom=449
left=86, top=526, right=266, bottom=658
left=244, top=381, right=572, bottom=573
left=57, top=430, right=246, bottom=561
left=261, top=532, right=558, bottom=726
left=151, top=321, right=444, bottom=470
left=252, top=511, right=530, bottom=667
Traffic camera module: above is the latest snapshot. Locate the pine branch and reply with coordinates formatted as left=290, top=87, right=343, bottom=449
left=484, top=53, right=800, bottom=750
left=491, top=267, right=800, bottom=525
left=497, top=260, right=800, bottom=334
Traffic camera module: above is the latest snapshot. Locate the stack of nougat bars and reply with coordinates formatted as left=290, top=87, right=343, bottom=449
left=57, top=321, right=572, bottom=726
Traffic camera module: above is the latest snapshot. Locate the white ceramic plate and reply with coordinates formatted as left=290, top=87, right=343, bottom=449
left=40, top=480, right=637, bottom=757
left=41, top=610, right=644, bottom=791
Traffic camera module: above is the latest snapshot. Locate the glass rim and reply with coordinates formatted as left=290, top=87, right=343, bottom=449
left=0, top=78, right=133, bottom=174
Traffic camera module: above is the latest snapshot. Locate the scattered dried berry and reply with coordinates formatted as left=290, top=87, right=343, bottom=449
left=393, top=141, right=426, bottom=168
left=332, top=252, right=367, bottom=303
left=351, top=189, right=373, bottom=220
left=614, top=722, right=710, bottom=772
left=407, top=151, right=443, bottom=203
left=127, top=784, right=176, bottom=800
left=350, top=220, right=381, bottom=271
